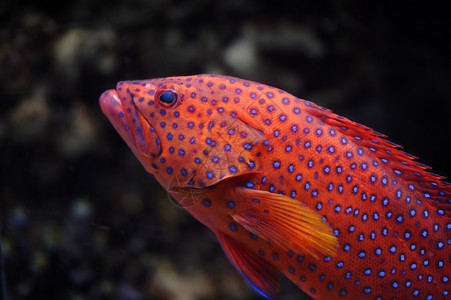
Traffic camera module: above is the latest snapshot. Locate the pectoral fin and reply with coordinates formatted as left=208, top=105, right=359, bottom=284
left=232, top=187, right=338, bottom=260
left=215, top=231, right=280, bottom=300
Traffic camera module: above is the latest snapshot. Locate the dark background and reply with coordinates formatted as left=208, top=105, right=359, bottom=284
left=1, top=1, right=450, bottom=299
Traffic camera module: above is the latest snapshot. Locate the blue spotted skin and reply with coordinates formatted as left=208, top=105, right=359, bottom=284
left=100, top=74, right=451, bottom=299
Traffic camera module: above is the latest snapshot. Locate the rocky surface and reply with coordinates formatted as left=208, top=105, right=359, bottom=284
left=1, top=1, right=450, bottom=299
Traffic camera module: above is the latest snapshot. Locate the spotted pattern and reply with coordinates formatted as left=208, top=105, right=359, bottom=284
left=101, top=74, right=451, bottom=299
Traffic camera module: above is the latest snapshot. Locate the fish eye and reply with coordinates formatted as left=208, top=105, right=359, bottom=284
left=157, top=89, right=178, bottom=107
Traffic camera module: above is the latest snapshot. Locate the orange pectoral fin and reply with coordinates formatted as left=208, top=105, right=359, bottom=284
left=232, top=187, right=338, bottom=260
left=215, top=231, right=280, bottom=300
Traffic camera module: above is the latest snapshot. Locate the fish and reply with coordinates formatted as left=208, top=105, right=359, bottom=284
left=99, top=74, right=450, bottom=299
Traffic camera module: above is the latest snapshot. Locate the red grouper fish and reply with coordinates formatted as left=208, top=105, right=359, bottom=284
left=100, top=74, right=451, bottom=299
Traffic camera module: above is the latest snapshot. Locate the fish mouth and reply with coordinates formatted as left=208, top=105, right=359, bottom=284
left=99, top=88, right=161, bottom=158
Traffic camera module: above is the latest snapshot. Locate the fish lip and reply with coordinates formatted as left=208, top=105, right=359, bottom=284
left=99, top=87, right=161, bottom=158
left=99, top=89, right=135, bottom=150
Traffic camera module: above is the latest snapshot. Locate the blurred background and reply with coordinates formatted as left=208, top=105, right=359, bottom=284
left=1, top=1, right=450, bottom=299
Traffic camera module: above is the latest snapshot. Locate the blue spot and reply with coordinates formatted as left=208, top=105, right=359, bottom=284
left=203, top=199, right=211, bottom=207
left=229, top=223, right=237, bottom=231
left=166, top=167, right=173, bottom=174
left=229, top=166, right=237, bottom=173
left=273, top=161, right=281, bottom=168
left=327, top=183, right=334, bottom=192
left=243, top=143, right=252, bottom=150
left=362, top=213, right=368, bottom=222
left=421, top=230, right=428, bottom=238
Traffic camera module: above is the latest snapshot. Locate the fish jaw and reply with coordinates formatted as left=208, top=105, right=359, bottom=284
left=99, top=88, right=161, bottom=164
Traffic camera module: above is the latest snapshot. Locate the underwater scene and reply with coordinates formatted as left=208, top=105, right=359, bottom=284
left=1, top=1, right=451, bottom=299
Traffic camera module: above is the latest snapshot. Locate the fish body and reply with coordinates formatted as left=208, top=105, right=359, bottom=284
left=100, top=74, right=450, bottom=299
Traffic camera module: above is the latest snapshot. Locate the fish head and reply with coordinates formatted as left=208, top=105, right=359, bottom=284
left=100, top=75, right=265, bottom=191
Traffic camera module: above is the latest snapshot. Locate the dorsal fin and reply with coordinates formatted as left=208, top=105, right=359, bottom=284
left=302, top=100, right=451, bottom=215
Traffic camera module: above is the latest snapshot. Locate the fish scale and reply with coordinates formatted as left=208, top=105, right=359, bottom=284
left=100, top=74, right=450, bottom=299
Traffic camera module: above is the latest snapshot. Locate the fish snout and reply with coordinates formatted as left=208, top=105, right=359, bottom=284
left=99, top=88, right=161, bottom=159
